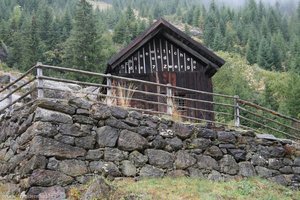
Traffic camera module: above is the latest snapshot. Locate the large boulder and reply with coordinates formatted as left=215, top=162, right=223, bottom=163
left=217, top=132, right=236, bottom=143
left=140, top=165, right=164, bottom=177
left=39, top=186, right=66, bottom=200
left=204, top=146, right=223, bottom=160
left=118, top=130, right=148, bottom=151
left=175, top=150, right=196, bottom=169
left=69, top=97, right=91, bottom=110
left=90, top=104, right=111, bottom=120
left=29, top=169, right=73, bottom=187
left=36, top=99, right=76, bottom=115
left=34, top=108, right=72, bottom=124
left=189, top=138, right=211, bottom=150
left=59, top=123, right=85, bottom=137
left=89, top=161, right=121, bottom=177
left=110, top=106, right=128, bottom=119
left=58, top=159, right=88, bottom=176
left=120, top=160, right=137, bottom=177
left=238, top=161, right=256, bottom=177
left=104, top=148, right=128, bottom=161
left=174, top=123, right=194, bottom=139
left=147, top=149, right=174, bottom=169
left=255, top=166, right=278, bottom=178
left=86, top=149, right=104, bottom=161
left=220, top=155, right=239, bottom=175
left=82, top=178, right=112, bottom=200
left=197, top=155, right=219, bottom=170
left=75, top=135, right=96, bottom=149
left=96, top=126, right=119, bottom=148
left=128, top=151, right=148, bottom=167
left=30, top=136, right=86, bottom=158
left=19, top=155, right=47, bottom=177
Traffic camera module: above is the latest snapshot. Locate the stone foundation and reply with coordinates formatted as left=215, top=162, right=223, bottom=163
left=0, top=97, right=300, bottom=196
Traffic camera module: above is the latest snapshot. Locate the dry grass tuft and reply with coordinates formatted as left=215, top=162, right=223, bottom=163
left=111, top=82, right=137, bottom=108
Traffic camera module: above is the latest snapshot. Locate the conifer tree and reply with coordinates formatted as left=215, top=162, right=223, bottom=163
left=257, top=37, right=272, bottom=70
left=63, top=0, right=99, bottom=73
left=246, top=33, right=258, bottom=65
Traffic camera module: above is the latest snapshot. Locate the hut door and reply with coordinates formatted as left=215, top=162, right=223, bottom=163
left=162, top=71, right=177, bottom=86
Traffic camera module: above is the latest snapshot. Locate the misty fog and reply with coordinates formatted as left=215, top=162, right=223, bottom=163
left=201, top=0, right=299, bottom=13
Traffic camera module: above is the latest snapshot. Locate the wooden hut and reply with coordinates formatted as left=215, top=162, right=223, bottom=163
left=105, top=18, right=225, bottom=120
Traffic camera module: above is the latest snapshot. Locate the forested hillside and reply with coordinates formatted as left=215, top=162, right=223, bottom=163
left=0, top=0, right=299, bottom=119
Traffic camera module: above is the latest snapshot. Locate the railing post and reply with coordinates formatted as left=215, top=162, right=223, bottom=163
left=234, top=95, right=240, bottom=127
left=106, top=74, right=112, bottom=106
left=8, top=76, right=12, bottom=112
left=36, top=62, right=44, bottom=99
left=166, top=83, right=173, bottom=115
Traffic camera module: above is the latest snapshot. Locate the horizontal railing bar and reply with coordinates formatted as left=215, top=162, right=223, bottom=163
left=176, top=105, right=233, bottom=116
left=13, top=99, right=36, bottom=112
left=40, top=87, right=169, bottom=107
left=0, top=88, right=35, bottom=113
left=94, top=101, right=167, bottom=115
left=109, top=85, right=168, bottom=98
left=40, top=76, right=108, bottom=88
left=178, top=114, right=230, bottom=127
left=239, top=115, right=299, bottom=139
left=0, top=78, right=36, bottom=103
left=38, top=64, right=108, bottom=78
left=239, top=124, right=263, bottom=134
left=0, top=65, right=36, bottom=93
left=172, top=95, right=235, bottom=108
left=110, top=95, right=168, bottom=107
left=172, top=86, right=234, bottom=99
left=238, top=99, right=300, bottom=124
left=239, top=106, right=300, bottom=132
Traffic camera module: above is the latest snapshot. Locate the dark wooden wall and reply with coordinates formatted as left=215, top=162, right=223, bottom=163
left=110, top=34, right=214, bottom=120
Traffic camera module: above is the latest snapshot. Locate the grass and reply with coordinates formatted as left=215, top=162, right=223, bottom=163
left=0, top=184, right=19, bottom=200
left=1, top=177, right=300, bottom=199
left=112, top=177, right=300, bottom=200
left=110, top=82, right=137, bottom=108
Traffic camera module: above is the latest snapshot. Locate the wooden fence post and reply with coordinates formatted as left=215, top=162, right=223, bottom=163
left=36, top=62, right=44, bottom=99
left=167, top=83, right=173, bottom=115
left=106, top=74, right=112, bottom=106
left=234, top=95, right=240, bottom=127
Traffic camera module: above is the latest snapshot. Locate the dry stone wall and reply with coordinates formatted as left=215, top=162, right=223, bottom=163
left=0, top=97, right=300, bottom=197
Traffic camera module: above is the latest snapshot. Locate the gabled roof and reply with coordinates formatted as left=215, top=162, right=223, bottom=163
left=107, top=18, right=225, bottom=77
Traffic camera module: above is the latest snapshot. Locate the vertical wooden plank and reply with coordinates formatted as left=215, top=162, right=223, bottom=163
left=138, top=51, right=141, bottom=74
left=153, top=38, right=158, bottom=72
left=149, top=42, right=153, bottom=73
left=159, top=38, right=163, bottom=71
left=166, top=40, right=169, bottom=72
left=125, top=62, right=128, bottom=74
left=143, top=47, right=146, bottom=74
left=131, top=56, right=134, bottom=74
left=177, top=48, right=180, bottom=72
left=171, top=44, right=174, bottom=72
left=184, top=53, right=187, bottom=71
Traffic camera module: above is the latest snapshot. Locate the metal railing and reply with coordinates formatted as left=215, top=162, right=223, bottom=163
left=0, top=62, right=299, bottom=140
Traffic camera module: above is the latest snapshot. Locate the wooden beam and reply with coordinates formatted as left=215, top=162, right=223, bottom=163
left=111, top=28, right=162, bottom=69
